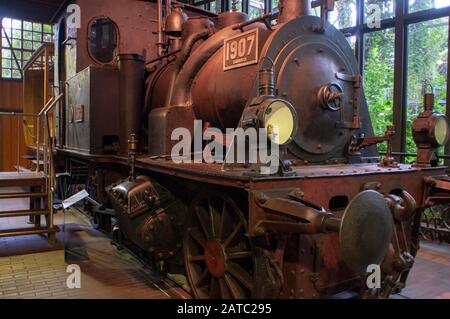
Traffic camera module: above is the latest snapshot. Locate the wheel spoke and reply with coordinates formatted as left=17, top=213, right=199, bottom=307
left=185, top=193, right=253, bottom=299
left=218, top=201, right=227, bottom=240
left=196, top=269, right=210, bottom=287
left=194, top=207, right=211, bottom=239
left=223, top=220, right=244, bottom=247
left=189, top=228, right=206, bottom=249
left=224, top=273, right=247, bottom=299
left=190, top=255, right=206, bottom=262
left=208, top=198, right=216, bottom=238
left=219, top=278, right=231, bottom=299
left=227, top=251, right=253, bottom=259
left=210, top=277, right=219, bottom=297
left=227, top=262, right=253, bottom=290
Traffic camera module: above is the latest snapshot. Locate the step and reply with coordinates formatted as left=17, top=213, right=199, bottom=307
left=0, top=226, right=58, bottom=238
left=0, top=171, right=46, bottom=187
left=0, top=209, right=48, bottom=218
left=0, top=192, right=47, bottom=199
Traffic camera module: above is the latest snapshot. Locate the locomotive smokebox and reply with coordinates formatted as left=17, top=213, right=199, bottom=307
left=118, top=54, right=145, bottom=153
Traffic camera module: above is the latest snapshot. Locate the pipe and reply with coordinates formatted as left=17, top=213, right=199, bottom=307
left=178, top=30, right=211, bottom=67
left=157, top=0, right=164, bottom=56
left=170, top=26, right=240, bottom=107
left=165, top=0, right=171, bottom=19
left=277, top=0, right=311, bottom=24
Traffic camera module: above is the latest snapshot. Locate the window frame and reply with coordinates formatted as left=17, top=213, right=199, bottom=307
left=337, top=0, right=450, bottom=162
left=0, top=16, right=54, bottom=80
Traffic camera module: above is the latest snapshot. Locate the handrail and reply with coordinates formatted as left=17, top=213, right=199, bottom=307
left=42, top=93, right=64, bottom=234
left=0, top=112, right=40, bottom=117
left=0, top=91, right=64, bottom=236
left=38, top=96, right=57, bottom=116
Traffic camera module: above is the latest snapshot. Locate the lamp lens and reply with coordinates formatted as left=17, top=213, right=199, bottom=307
left=434, top=116, right=450, bottom=146
left=264, top=100, right=295, bottom=145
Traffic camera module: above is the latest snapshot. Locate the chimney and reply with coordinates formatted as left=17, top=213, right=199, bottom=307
left=277, top=0, right=311, bottom=24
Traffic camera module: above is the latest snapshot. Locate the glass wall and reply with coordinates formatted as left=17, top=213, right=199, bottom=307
left=406, top=17, right=449, bottom=154
left=364, top=28, right=395, bottom=145
left=329, top=0, right=357, bottom=29
left=1, top=17, right=53, bottom=79
left=409, top=0, right=450, bottom=13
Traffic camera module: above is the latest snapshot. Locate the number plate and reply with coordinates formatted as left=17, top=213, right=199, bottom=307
left=223, top=28, right=259, bottom=71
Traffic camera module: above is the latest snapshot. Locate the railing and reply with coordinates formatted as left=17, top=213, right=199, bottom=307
left=39, top=94, right=64, bottom=228
left=0, top=111, right=40, bottom=173
left=0, top=94, right=64, bottom=232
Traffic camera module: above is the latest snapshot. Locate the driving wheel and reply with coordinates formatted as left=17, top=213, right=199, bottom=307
left=183, top=192, right=254, bottom=298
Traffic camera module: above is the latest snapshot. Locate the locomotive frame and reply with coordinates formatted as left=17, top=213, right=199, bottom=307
left=38, top=0, right=450, bottom=299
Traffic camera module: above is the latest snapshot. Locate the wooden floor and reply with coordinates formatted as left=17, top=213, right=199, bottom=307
left=0, top=190, right=449, bottom=298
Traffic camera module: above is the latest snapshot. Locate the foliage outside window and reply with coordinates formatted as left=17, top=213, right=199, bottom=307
left=364, top=0, right=394, bottom=22
left=1, top=17, right=53, bottom=79
left=406, top=17, right=449, bottom=157
left=329, top=0, right=357, bottom=29
left=409, top=0, right=450, bottom=13
left=249, top=0, right=265, bottom=18
left=335, top=0, right=450, bottom=161
left=364, top=28, right=395, bottom=152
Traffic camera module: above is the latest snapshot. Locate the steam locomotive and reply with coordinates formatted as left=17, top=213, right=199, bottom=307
left=43, top=0, right=450, bottom=298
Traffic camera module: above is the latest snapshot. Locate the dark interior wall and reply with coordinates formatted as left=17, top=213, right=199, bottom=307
left=0, top=0, right=67, bottom=23
left=0, top=79, right=26, bottom=171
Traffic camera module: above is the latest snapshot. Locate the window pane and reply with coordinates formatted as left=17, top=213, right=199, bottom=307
left=2, top=59, right=11, bottom=68
left=32, top=23, right=42, bottom=32
left=23, top=21, right=32, bottom=31
left=363, top=28, right=395, bottom=146
left=2, top=69, right=11, bottom=78
left=407, top=17, right=448, bottom=155
left=13, top=50, right=22, bottom=60
left=346, top=35, right=357, bottom=52
left=12, top=29, right=21, bottom=39
left=23, top=51, right=32, bottom=61
left=329, top=0, right=357, bottom=29
left=249, top=0, right=265, bottom=18
left=88, top=18, right=119, bottom=63
left=43, top=24, right=52, bottom=33
left=23, top=31, right=32, bottom=40
left=12, top=69, right=21, bottom=78
left=364, top=0, right=394, bottom=22
left=3, top=28, right=12, bottom=37
left=409, top=0, right=450, bottom=13
left=209, top=1, right=218, bottom=13
left=2, top=49, right=11, bottom=58
left=44, top=33, right=53, bottom=42
left=12, top=19, right=21, bottom=29
left=33, top=42, right=41, bottom=50
left=2, top=18, right=12, bottom=29
left=12, top=39, right=21, bottom=48
left=272, top=0, right=279, bottom=10
left=33, top=33, right=42, bottom=42
left=23, top=40, right=32, bottom=50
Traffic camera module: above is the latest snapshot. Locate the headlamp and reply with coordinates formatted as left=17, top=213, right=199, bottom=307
left=241, top=98, right=298, bottom=146
left=412, top=92, right=450, bottom=166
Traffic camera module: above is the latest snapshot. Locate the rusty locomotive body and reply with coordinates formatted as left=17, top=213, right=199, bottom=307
left=48, top=0, right=450, bottom=298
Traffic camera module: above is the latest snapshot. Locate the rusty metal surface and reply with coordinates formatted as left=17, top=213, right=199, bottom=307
left=339, top=190, right=393, bottom=273
left=65, top=66, right=120, bottom=154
